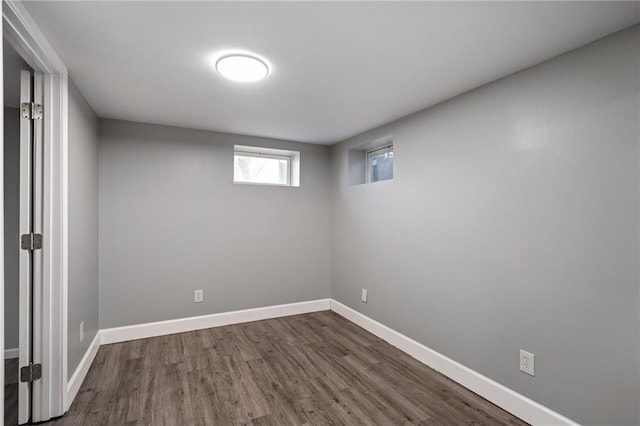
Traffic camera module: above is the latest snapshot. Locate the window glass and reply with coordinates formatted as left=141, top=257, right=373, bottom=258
left=234, top=153, right=290, bottom=186
left=368, top=146, right=393, bottom=183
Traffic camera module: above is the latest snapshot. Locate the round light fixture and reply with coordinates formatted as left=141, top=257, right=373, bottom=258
left=215, top=54, right=269, bottom=82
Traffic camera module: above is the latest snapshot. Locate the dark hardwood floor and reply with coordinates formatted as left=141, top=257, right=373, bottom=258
left=49, top=311, right=527, bottom=425
left=5, top=357, right=19, bottom=426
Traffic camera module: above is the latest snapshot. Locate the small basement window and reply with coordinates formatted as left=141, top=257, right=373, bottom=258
left=366, top=145, right=394, bottom=183
left=347, top=135, right=394, bottom=186
left=233, top=145, right=300, bottom=187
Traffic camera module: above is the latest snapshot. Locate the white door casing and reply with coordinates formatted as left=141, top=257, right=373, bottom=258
left=32, top=70, right=45, bottom=424
left=4, top=1, right=68, bottom=421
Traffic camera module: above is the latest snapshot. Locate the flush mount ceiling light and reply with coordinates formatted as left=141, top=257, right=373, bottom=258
left=215, top=54, right=269, bottom=82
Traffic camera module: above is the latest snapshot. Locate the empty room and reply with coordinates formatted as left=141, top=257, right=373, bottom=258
left=1, top=1, right=639, bottom=425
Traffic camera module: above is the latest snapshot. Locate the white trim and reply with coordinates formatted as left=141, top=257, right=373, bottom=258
left=2, top=0, right=66, bottom=74
left=63, top=299, right=332, bottom=410
left=329, top=300, right=579, bottom=426
left=60, top=297, right=580, bottom=426
left=233, top=144, right=301, bottom=187
left=3, top=1, right=69, bottom=421
left=5, top=348, right=19, bottom=359
left=100, top=299, right=331, bottom=345
left=65, top=332, right=99, bottom=411
left=59, top=73, right=69, bottom=416
left=0, top=13, right=3, bottom=426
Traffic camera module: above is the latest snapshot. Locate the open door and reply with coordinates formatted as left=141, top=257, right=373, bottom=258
left=18, top=68, right=33, bottom=425
left=17, top=69, right=44, bottom=425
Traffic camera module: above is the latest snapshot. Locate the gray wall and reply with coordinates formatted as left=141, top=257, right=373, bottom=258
left=68, top=80, right=99, bottom=379
left=98, top=119, right=331, bottom=328
left=331, top=26, right=640, bottom=426
left=4, top=108, right=20, bottom=350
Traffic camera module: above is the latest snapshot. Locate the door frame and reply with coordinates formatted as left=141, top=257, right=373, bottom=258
left=3, top=1, right=68, bottom=421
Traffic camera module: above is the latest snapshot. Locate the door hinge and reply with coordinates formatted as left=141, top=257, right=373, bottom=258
left=20, top=363, right=42, bottom=383
left=21, top=102, right=43, bottom=120
left=21, top=233, right=43, bottom=250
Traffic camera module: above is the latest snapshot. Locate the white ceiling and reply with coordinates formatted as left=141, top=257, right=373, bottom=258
left=24, top=1, right=640, bottom=144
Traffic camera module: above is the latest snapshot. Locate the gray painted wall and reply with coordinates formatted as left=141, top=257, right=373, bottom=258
left=331, top=26, right=640, bottom=426
left=4, top=108, right=20, bottom=350
left=98, top=119, right=331, bottom=328
left=68, top=79, right=99, bottom=379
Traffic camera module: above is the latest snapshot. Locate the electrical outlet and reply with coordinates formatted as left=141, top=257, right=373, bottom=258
left=80, top=321, right=85, bottom=343
left=520, top=350, right=534, bottom=376
left=361, top=288, right=368, bottom=303
left=194, top=289, right=204, bottom=303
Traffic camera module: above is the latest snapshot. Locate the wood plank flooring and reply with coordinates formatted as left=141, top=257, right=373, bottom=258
left=49, top=311, right=527, bottom=425
left=5, top=357, right=19, bottom=426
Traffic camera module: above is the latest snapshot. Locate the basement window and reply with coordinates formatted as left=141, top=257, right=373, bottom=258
left=233, top=145, right=300, bottom=187
left=366, top=145, right=394, bottom=183
left=347, top=135, right=394, bottom=186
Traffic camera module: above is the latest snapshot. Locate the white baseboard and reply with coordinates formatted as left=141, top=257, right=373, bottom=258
left=100, top=299, right=331, bottom=345
left=66, top=332, right=100, bottom=411
left=4, top=347, right=19, bottom=359
left=66, top=298, right=576, bottom=426
left=65, top=299, right=330, bottom=412
left=329, top=299, right=579, bottom=426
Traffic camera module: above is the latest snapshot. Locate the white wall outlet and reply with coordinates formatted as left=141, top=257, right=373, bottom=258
left=194, top=289, right=204, bottom=303
left=361, top=288, right=368, bottom=303
left=79, top=321, right=85, bottom=343
left=520, top=350, right=534, bottom=376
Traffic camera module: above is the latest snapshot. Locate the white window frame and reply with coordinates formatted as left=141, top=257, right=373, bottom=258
left=366, top=144, right=394, bottom=183
left=233, top=145, right=301, bottom=187
left=234, top=150, right=292, bottom=186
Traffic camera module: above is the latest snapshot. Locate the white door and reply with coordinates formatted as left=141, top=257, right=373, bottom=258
left=18, top=69, right=44, bottom=425
left=18, top=68, right=33, bottom=425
